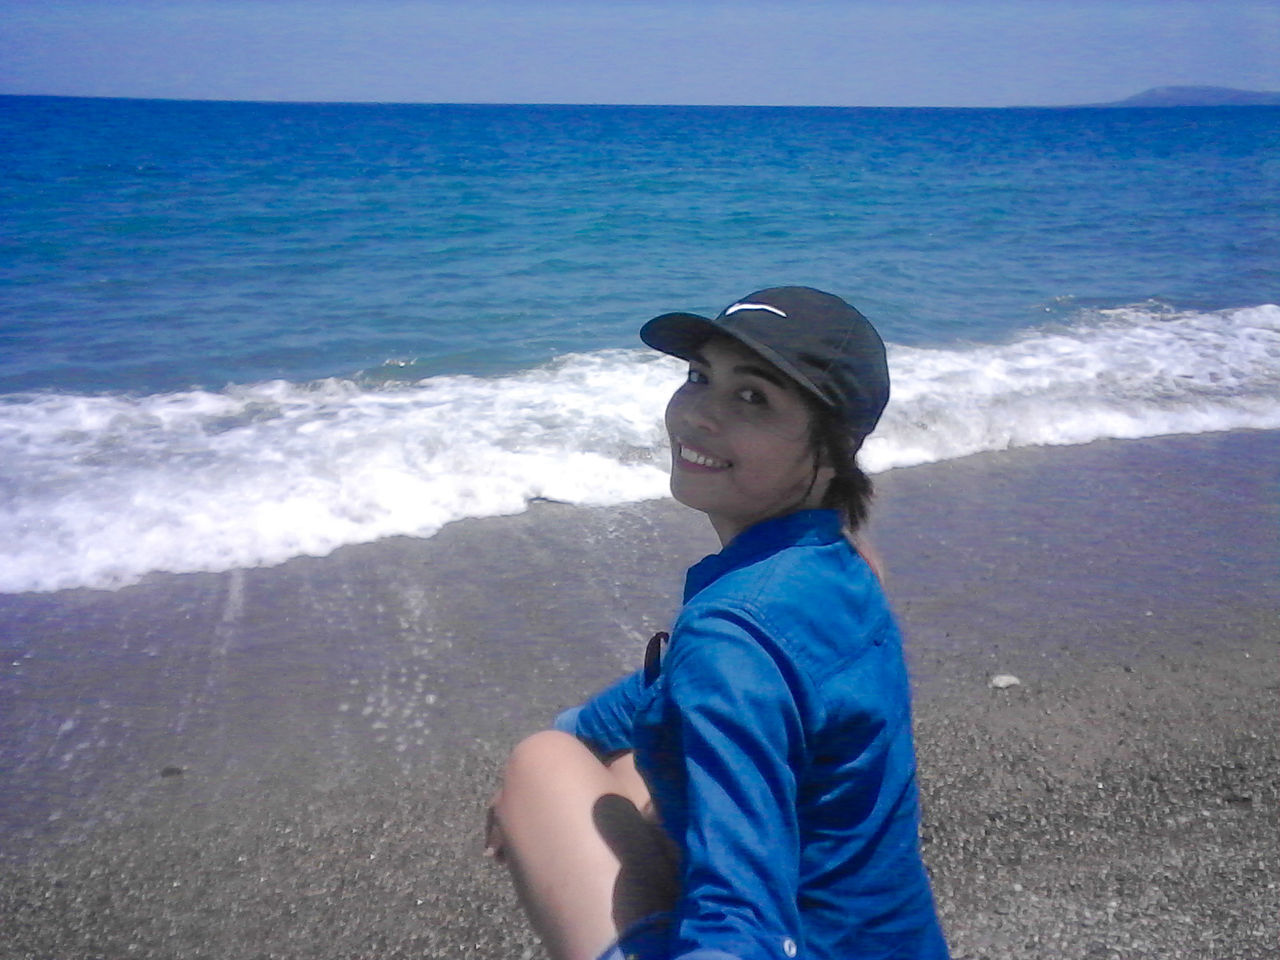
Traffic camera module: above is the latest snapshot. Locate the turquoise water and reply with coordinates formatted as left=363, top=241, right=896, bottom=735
left=2, top=96, right=1278, bottom=591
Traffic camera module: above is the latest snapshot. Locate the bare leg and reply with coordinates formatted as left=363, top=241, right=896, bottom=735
left=489, top=731, right=678, bottom=960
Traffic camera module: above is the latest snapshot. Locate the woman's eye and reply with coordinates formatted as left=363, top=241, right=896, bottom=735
left=686, top=368, right=708, bottom=385
left=738, top=388, right=768, bottom=405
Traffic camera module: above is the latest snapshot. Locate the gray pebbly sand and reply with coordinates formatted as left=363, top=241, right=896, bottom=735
left=1, top=430, right=1276, bottom=959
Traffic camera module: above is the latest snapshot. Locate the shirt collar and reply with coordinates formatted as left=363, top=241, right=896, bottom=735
left=684, top=509, right=844, bottom=603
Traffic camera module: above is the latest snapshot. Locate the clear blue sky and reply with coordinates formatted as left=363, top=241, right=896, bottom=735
left=2, top=0, right=1276, bottom=107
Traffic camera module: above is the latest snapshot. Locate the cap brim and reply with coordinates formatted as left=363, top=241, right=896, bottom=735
left=639, top=312, right=719, bottom=360
left=641, top=311, right=835, bottom=409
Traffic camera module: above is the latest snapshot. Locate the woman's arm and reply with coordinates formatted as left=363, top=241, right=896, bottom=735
left=554, top=667, right=650, bottom=756
left=658, top=612, right=807, bottom=960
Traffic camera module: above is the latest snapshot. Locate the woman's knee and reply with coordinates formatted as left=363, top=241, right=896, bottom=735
left=495, top=730, right=596, bottom=816
left=502, top=729, right=586, bottom=782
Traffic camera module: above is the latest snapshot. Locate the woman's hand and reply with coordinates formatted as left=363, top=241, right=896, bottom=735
left=483, top=791, right=507, bottom=863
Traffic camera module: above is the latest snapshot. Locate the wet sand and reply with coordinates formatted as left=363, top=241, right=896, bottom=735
left=1, top=430, right=1276, bottom=959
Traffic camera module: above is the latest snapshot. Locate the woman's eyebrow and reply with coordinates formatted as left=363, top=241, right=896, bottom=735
left=687, top=350, right=790, bottom=389
left=733, top=363, right=790, bottom=388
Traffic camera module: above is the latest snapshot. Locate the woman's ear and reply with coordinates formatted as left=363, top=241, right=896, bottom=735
left=810, top=445, right=837, bottom=502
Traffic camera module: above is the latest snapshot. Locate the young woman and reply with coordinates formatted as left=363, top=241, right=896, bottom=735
left=487, top=287, right=949, bottom=960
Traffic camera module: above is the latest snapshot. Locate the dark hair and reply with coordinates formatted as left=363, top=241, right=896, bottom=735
left=806, top=397, right=875, bottom=533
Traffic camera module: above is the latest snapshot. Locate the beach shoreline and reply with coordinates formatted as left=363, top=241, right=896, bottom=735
left=2, top=430, right=1277, bottom=959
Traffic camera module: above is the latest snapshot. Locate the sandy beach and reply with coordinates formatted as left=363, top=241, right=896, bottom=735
left=1, top=430, right=1276, bottom=959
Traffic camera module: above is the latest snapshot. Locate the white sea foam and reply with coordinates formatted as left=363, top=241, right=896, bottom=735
left=862, top=303, right=1280, bottom=471
left=1, top=304, right=1277, bottom=593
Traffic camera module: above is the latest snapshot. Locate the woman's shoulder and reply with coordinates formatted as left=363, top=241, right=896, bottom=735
left=699, top=530, right=877, bottom=610
left=681, top=537, right=896, bottom=662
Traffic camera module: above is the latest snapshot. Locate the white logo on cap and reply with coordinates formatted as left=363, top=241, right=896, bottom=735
left=724, top=301, right=787, bottom=318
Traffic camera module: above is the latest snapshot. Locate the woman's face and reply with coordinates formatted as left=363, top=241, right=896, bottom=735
left=665, top=336, right=833, bottom=545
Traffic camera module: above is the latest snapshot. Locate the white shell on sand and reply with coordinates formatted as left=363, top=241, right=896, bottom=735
left=990, top=674, right=1022, bottom=689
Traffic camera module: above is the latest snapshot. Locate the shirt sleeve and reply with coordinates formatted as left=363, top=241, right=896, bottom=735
left=661, top=606, right=806, bottom=960
left=553, top=668, right=649, bottom=757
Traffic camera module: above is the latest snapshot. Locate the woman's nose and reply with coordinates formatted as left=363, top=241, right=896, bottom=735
left=679, top=390, right=721, bottom=432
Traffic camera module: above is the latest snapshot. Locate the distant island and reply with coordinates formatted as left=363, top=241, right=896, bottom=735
left=1083, top=86, right=1280, bottom=107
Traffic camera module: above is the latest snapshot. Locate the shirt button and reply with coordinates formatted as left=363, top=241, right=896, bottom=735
left=782, top=937, right=797, bottom=957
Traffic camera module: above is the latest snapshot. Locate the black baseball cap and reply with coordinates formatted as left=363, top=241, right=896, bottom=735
left=640, top=286, right=891, bottom=438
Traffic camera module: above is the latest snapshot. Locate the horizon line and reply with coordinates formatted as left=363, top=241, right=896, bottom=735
left=4, top=90, right=1279, bottom=111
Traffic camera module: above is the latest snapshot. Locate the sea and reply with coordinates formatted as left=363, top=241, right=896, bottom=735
left=2, top=96, right=1278, bottom=595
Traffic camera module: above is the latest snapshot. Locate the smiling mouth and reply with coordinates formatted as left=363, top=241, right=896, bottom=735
left=677, top=443, right=730, bottom=469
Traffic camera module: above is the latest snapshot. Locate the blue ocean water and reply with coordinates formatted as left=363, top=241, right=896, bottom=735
left=2, top=96, right=1278, bottom=592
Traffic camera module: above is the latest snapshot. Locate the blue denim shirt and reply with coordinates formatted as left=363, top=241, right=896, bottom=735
left=557, top=510, right=948, bottom=960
